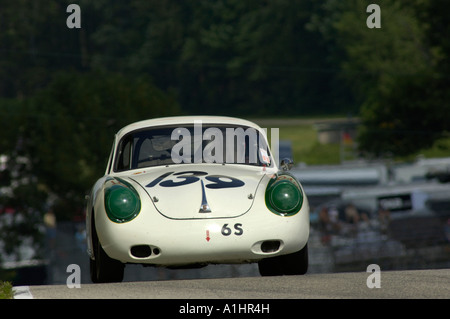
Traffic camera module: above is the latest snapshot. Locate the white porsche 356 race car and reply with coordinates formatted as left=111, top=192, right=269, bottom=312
left=86, top=116, right=309, bottom=282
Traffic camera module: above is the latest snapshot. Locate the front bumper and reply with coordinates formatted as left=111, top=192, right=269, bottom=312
left=93, top=197, right=310, bottom=267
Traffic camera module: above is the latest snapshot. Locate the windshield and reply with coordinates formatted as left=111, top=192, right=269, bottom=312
left=114, top=124, right=273, bottom=172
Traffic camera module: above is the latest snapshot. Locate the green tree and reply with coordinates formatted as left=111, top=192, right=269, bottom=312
left=0, top=0, right=87, bottom=98
left=310, top=0, right=447, bottom=157
left=356, top=1, right=448, bottom=157
left=2, top=71, right=180, bottom=220
left=175, top=0, right=347, bottom=116
left=85, top=0, right=351, bottom=116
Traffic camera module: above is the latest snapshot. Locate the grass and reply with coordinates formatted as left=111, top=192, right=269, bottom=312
left=277, top=124, right=341, bottom=165
left=0, top=281, right=13, bottom=299
left=398, top=136, right=450, bottom=162
left=259, top=120, right=342, bottom=165
left=257, top=118, right=450, bottom=165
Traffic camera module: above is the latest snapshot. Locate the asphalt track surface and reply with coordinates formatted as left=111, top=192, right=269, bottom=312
left=14, top=269, right=449, bottom=299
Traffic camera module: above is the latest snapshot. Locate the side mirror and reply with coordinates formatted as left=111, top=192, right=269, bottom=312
left=280, top=158, right=294, bottom=171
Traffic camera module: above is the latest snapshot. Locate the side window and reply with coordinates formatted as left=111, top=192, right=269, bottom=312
left=116, top=136, right=132, bottom=171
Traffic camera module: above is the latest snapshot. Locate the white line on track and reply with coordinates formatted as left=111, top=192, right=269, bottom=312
left=13, top=286, right=34, bottom=299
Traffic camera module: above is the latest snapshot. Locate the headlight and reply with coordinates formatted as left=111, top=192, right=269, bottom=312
left=104, top=182, right=141, bottom=223
left=265, top=176, right=303, bottom=216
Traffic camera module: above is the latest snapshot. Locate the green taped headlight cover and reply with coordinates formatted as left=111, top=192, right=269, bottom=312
left=265, top=174, right=303, bottom=216
left=104, top=180, right=141, bottom=223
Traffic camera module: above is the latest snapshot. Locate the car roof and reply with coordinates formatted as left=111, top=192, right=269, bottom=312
left=115, top=116, right=264, bottom=139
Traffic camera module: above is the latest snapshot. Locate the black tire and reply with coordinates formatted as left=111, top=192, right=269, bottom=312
left=258, top=243, right=308, bottom=276
left=90, top=216, right=124, bottom=283
left=258, top=253, right=284, bottom=276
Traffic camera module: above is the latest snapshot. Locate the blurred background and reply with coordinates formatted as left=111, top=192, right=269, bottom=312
left=0, top=0, right=449, bottom=285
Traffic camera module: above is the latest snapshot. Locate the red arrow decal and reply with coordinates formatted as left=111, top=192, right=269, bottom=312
left=206, top=230, right=210, bottom=242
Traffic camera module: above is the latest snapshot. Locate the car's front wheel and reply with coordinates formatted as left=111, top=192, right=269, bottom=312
left=258, top=243, right=308, bottom=276
left=90, top=218, right=124, bottom=283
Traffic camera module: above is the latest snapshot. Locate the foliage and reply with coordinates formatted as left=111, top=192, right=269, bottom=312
left=2, top=1, right=447, bottom=144
left=309, top=0, right=449, bottom=157
left=0, top=281, right=13, bottom=299
left=11, top=71, right=179, bottom=219
left=0, top=0, right=85, bottom=97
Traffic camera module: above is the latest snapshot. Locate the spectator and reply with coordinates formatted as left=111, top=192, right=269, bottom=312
left=377, top=204, right=391, bottom=235
left=318, top=207, right=332, bottom=244
left=345, top=203, right=360, bottom=224
left=318, top=206, right=341, bottom=244
left=344, top=203, right=360, bottom=237
left=44, top=208, right=57, bottom=250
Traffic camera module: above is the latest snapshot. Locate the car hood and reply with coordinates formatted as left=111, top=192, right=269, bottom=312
left=128, top=165, right=268, bottom=219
